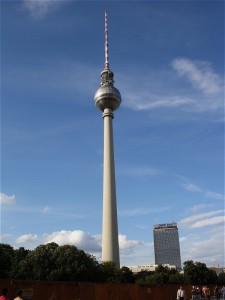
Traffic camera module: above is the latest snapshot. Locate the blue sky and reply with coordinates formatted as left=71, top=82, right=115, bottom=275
left=1, top=0, right=224, bottom=268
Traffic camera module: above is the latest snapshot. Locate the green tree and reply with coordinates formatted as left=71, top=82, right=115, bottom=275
left=183, top=260, right=218, bottom=285
left=100, top=261, right=119, bottom=283
left=168, top=272, right=184, bottom=284
left=218, top=272, right=225, bottom=285
left=155, top=272, right=169, bottom=284
left=25, top=242, right=59, bottom=280
left=51, top=244, right=100, bottom=282
left=134, top=270, right=152, bottom=284
left=143, top=272, right=169, bottom=285
left=155, top=264, right=169, bottom=274
left=152, top=264, right=170, bottom=284
left=11, top=247, right=30, bottom=279
left=0, top=243, right=15, bottom=278
left=115, top=266, right=134, bottom=283
left=205, top=268, right=217, bottom=285
left=183, top=260, right=198, bottom=284
left=145, top=274, right=157, bottom=285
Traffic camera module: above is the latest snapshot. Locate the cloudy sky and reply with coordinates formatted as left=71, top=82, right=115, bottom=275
left=1, top=0, right=224, bottom=267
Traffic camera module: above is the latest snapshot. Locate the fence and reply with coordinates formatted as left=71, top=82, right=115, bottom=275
left=0, top=279, right=216, bottom=300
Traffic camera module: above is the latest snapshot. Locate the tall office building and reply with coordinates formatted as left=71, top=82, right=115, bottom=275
left=153, top=223, right=182, bottom=270
left=94, top=11, right=121, bottom=267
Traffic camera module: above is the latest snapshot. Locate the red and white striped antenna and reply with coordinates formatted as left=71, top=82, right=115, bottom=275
left=104, top=10, right=110, bottom=70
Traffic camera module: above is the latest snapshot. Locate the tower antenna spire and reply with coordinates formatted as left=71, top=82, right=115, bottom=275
left=104, top=10, right=110, bottom=70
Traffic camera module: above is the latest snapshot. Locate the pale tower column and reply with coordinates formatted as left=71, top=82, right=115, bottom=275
left=94, top=11, right=121, bottom=268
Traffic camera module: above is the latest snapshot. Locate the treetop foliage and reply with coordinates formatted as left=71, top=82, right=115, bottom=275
left=0, top=244, right=223, bottom=285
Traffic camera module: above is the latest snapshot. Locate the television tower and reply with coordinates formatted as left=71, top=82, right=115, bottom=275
left=94, top=11, right=121, bottom=268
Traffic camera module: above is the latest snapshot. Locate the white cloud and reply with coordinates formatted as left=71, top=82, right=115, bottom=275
left=123, top=90, right=194, bottom=111
left=188, top=204, right=212, bottom=213
left=179, top=237, right=187, bottom=243
left=16, top=234, right=37, bottom=244
left=22, top=0, right=64, bottom=20
left=43, top=230, right=145, bottom=257
left=12, top=230, right=145, bottom=264
left=181, top=180, right=224, bottom=202
left=171, top=58, right=223, bottom=95
left=191, top=216, right=225, bottom=229
left=0, top=193, right=15, bottom=205
left=120, top=241, right=154, bottom=266
left=119, top=234, right=143, bottom=250
left=43, top=206, right=51, bottom=214
left=119, top=234, right=152, bottom=266
left=179, top=209, right=224, bottom=227
left=43, top=230, right=101, bottom=252
left=181, top=225, right=224, bottom=266
left=0, top=233, right=11, bottom=241
left=138, top=97, right=194, bottom=111
left=182, top=182, right=202, bottom=193
left=121, top=58, right=223, bottom=116
left=204, top=191, right=224, bottom=201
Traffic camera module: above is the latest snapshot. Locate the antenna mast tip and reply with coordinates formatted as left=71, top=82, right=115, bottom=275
left=104, top=10, right=109, bottom=69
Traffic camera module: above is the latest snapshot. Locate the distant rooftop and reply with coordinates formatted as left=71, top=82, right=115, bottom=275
left=154, top=222, right=178, bottom=229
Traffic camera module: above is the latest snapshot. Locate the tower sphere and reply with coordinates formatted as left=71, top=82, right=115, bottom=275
left=94, top=84, right=121, bottom=112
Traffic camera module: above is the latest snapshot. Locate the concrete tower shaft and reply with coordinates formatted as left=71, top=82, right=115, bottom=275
left=102, top=108, right=120, bottom=266
left=94, top=11, right=121, bottom=268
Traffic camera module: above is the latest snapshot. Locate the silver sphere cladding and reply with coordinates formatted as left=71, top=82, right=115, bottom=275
left=94, top=85, right=121, bottom=112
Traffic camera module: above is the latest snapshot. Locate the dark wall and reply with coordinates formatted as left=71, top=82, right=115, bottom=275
left=0, top=279, right=215, bottom=300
